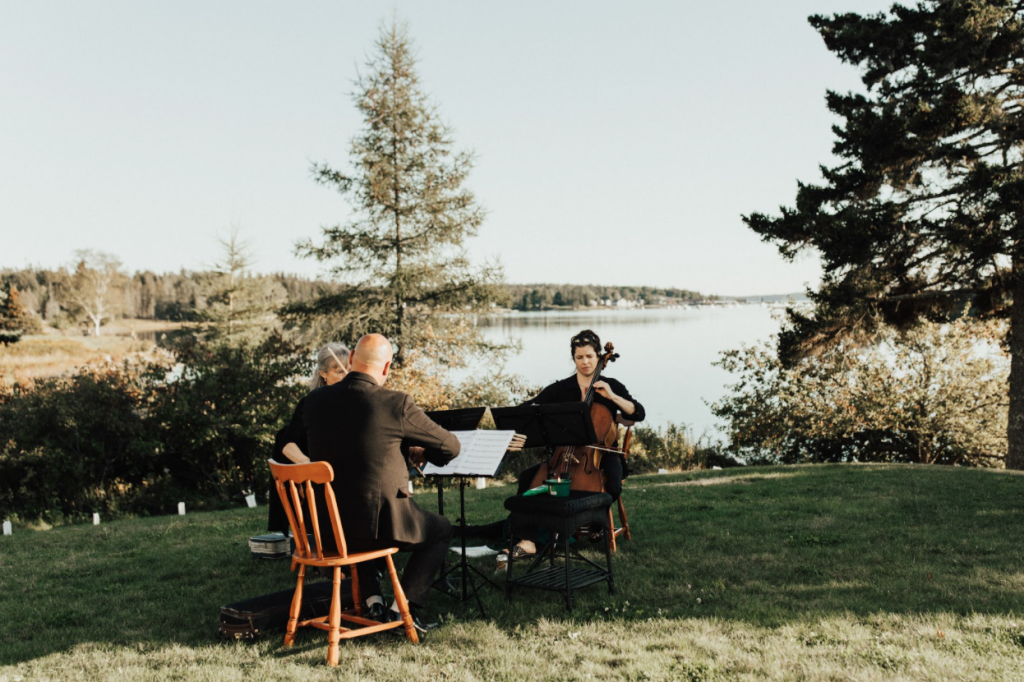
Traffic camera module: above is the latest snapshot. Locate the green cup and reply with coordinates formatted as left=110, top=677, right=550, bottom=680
left=545, top=478, right=571, bottom=497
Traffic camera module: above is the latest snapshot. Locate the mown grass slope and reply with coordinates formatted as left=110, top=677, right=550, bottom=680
left=2, top=464, right=1023, bottom=681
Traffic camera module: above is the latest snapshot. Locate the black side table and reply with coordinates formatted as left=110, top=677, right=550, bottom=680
left=503, top=491, right=615, bottom=610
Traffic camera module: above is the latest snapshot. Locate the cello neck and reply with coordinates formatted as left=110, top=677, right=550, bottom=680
left=582, top=364, right=604, bottom=405
left=582, top=342, right=617, bottom=404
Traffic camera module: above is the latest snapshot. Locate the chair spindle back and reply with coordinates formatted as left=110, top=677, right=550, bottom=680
left=269, top=460, right=348, bottom=559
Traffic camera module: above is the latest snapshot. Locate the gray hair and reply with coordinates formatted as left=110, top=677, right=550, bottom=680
left=309, top=343, right=350, bottom=390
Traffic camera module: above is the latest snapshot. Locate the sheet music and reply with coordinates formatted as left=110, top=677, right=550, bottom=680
left=421, top=430, right=515, bottom=477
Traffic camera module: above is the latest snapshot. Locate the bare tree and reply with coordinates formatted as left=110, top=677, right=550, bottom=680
left=63, top=250, right=124, bottom=336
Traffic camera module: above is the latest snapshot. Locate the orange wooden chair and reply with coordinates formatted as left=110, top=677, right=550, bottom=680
left=607, top=416, right=635, bottom=552
left=269, top=459, right=419, bottom=665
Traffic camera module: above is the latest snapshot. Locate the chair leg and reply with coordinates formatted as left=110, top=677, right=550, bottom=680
left=607, top=508, right=617, bottom=553
left=385, top=555, right=419, bottom=644
left=505, top=529, right=517, bottom=602
left=350, top=564, right=363, bottom=616
left=327, top=567, right=342, bottom=666
left=284, top=565, right=306, bottom=646
left=618, top=497, right=631, bottom=541
left=564, top=523, right=573, bottom=611
left=604, top=519, right=615, bottom=595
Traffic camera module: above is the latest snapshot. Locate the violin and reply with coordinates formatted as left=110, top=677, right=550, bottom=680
left=529, top=341, right=621, bottom=493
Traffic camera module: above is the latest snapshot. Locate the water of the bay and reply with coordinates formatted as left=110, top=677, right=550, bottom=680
left=475, top=305, right=783, bottom=439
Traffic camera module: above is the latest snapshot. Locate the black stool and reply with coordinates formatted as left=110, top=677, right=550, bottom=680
left=503, top=491, right=615, bottom=610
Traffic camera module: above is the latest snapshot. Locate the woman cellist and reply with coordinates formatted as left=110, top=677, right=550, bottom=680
left=498, top=329, right=645, bottom=566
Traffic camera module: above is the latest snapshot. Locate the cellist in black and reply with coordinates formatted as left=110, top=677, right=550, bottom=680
left=519, top=329, right=645, bottom=495
left=493, top=329, right=646, bottom=567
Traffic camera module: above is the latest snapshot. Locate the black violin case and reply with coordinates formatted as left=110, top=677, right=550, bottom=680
left=218, top=579, right=354, bottom=640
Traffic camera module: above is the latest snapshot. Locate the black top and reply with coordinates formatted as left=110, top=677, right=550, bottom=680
left=268, top=397, right=310, bottom=533
left=523, top=374, right=646, bottom=425
left=274, top=396, right=309, bottom=460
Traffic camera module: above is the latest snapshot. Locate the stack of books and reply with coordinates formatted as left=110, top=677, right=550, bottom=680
left=248, top=532, right=291, bottom=559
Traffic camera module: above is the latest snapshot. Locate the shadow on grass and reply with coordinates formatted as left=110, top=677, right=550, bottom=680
left=3, top=463, right=1024, bottom=665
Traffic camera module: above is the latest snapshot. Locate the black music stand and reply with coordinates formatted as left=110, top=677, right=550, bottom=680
left=423, top=408, right=495, bottom=612
left=430, top=470, right=503, bottom=615
left=490, top=402, right=598, bottom=451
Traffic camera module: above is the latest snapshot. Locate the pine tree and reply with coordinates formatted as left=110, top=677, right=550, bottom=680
left=196, top=227, right=285, bottom=347
left=292, top=19, right=505, bottom=366
left=0, top=284, right=42, bottom=344
left=743, top=0, right=1024, bottom=468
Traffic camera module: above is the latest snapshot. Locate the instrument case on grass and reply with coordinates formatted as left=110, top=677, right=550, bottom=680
left=218, top=579, right=353, bottom=640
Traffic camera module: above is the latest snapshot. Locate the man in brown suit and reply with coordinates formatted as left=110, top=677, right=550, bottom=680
left=304, top=334, right=459, bottom=630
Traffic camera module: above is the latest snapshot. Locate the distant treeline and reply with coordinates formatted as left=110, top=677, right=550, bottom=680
left=506, top=284, right=708, bottom=311
left=0, top=266, right=708, bottom=322
left=0, top=267, right=338, bottom=323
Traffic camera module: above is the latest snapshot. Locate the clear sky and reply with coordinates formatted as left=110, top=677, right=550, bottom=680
left=0, top=1, right=892, bottom=297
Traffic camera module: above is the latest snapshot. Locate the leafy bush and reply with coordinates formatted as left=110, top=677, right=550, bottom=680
left=711, top=317, right=1008, bottom=466
left=0, top=363, right=161, bottom=522
left=628, top=422, right=736, bottom=473
left=0, top=333, right=310, bottom=523
left=146, top=333, right=308, bottom=505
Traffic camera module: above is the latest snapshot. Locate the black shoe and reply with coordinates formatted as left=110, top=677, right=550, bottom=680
left=366, top=602, right=387, bottom=623
left=388, top=605, right=439, bottom=635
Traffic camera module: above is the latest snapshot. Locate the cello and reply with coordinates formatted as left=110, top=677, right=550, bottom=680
left=528, top=341, right=621, bottom=493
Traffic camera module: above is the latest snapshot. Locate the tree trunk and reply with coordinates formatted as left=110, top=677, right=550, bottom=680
left=392, top=132, right=403, bottom=366
left=1007, top=261, right=1024, bottom=470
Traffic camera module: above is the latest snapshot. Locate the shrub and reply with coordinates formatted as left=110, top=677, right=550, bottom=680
left=0, top=363, right=160, bottom=522
left=0, top=333, right=309, bottom=523
left=146, top=333, right=308, bottom=505
left=627, top=422, right=735, bottom=473
left=711, top=316, right=1008, bottom=466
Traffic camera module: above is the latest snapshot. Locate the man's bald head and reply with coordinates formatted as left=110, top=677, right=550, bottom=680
left=349, top=334, right=394, bottom=385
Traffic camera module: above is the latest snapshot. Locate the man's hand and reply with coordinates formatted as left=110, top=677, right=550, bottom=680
left=507, top=433, right=527, bottom=451
left=408, top=446, right=427, bottom=467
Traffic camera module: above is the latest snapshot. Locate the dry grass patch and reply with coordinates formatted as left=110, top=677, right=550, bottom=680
left=0, top=335, right=158, bottom=382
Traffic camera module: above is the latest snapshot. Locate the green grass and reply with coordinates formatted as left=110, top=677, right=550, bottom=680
left=3, top=464, right=1024, bottom=680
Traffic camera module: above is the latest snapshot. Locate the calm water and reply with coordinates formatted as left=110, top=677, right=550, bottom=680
left=475, top=306, right=782, bottom=438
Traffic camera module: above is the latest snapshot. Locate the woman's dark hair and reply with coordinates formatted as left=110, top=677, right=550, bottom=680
left=570, top=329, right=602, bottom=357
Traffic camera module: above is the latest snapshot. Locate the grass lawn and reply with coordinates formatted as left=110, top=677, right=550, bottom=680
left=2, top=464, right=1024, bottom=681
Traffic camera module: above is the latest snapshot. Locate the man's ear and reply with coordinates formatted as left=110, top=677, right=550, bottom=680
left=348, top=349, right=356, bottom=366
left=381, top=360, right=391, bottom=380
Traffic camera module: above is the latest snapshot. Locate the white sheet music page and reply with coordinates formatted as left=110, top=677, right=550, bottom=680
left=421, top=430, right=515, bottom=477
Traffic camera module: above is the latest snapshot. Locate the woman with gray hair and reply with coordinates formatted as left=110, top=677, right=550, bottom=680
left=279, top=342, right=351, bottom=463
left=308, top=342, right=351, bottom=391
left=267, top=342, right=350, bottom=533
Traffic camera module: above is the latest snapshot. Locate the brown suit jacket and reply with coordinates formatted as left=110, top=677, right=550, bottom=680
left=304, top=371, right=459, bottom=545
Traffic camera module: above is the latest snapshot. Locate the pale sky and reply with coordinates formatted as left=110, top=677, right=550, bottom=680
left=0, top=1, right=892, bottom=297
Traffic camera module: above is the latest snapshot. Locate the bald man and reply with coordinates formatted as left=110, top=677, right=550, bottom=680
left=303, top=334, right=460, bottom=632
